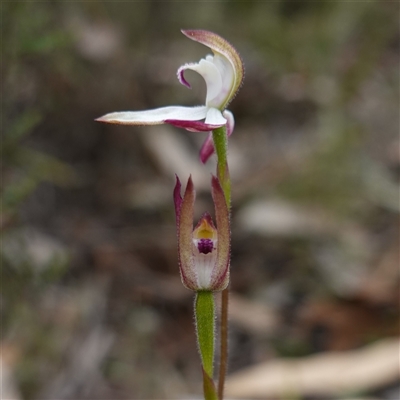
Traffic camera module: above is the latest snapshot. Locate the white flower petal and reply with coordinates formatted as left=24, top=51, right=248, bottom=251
left=182, top=58, right=223, bottom=107
left=208, top=54, right=235, bottom=108
left=96, top=105, right=208, bottom=125
left=193, top=245, right=218, bottom=290
left=181, top=30, right=244, bottom=110
left=205, top=107, right=226, bottom=125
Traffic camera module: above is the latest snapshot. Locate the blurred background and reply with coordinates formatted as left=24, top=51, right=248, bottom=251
left=2, top=1, right=399, bottom=399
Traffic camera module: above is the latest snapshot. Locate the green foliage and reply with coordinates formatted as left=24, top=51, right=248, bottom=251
left=3, top=2, right=70, bottom=58
left=2, top=5, right=75, bottom=397
left=195, top=291, right=216, bottom=378
left=278, top=112, right=365, bottom=214
left=3, top=3, right=77, bottom=215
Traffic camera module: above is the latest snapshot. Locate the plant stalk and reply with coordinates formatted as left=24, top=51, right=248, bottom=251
left=218, top=287, right=229, bottom=400
left=212, top=126, right=231, bottom=400
left=195, top=291, right=215, bottom=378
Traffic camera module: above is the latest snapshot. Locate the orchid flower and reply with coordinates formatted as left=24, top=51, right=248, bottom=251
left=96, top=29, right=244, bottom=163
left=174, top=175, right=230, bottom=291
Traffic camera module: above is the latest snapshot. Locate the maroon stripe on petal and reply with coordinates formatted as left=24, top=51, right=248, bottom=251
left=177, top=67, right=192, bottom=89
left=173, top=175, right=183, bottom=226
left=199, top=133, right=215, bottom=164
left=165, top=119, right=224, bottom=132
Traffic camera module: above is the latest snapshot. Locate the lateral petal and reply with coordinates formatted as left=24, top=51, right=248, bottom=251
left=177, top=176, right=198, bottom=290
left=173, top=175, right=183, bottom=225
left=96, top=105, right=208, bottom=125
left=210, top=175, right=230, bottom=291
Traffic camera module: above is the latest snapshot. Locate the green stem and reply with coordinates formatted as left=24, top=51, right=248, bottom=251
left=202, top=367, right=218, bottom=400
left=195, top=291, right=215, bottom=378
left=212, top=126, right=231, bottom=206
left=212, top=126, right=231, bottom=400
left=217, top=288, right=229, bottom=400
